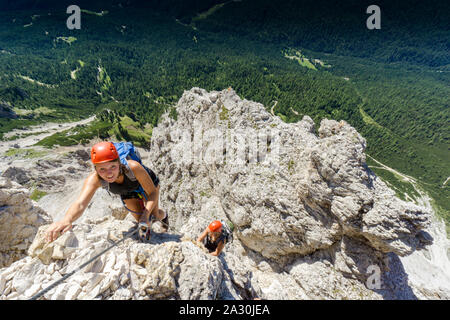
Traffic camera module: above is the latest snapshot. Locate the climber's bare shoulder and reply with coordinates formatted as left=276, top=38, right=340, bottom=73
left=72, top=172, right=102, bottom=204
left=85, top=171, right=103, bottom=189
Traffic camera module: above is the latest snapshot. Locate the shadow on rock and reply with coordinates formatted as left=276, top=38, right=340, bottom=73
left=148, top=231, right=182, bottom=245
left=377, top=252, right=418, bottom=300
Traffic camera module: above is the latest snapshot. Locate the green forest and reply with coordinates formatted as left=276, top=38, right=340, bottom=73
left=0, top=0, right=448, bottom=230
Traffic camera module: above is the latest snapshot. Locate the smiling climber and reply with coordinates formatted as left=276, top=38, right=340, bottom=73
left=45, top=141, right=168, bottom=243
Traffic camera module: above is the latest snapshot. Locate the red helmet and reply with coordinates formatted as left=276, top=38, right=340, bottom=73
left=208, top=220, right=222, bottom=232
left=91, top=142, right=119, bottom=164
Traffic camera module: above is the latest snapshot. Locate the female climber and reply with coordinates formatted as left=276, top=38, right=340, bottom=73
left=197, top=220, right=227, bottom=257
left=45, top=141, right=168, bottom=243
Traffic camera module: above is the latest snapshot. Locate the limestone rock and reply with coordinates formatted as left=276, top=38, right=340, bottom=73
left=2, top=167, right=30, bottom=185
left=1, top=214, right=241, bottom=300
left=0, top=87, right=445, bottom=300
left=0, top=177, right=52, bottom=268
left=150, top=87, right=431, bottom=262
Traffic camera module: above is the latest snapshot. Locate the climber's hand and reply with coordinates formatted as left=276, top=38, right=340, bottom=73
left=45, top=219, right=72, bottom=243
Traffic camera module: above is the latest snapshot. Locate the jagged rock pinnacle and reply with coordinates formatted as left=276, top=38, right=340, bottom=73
left=0, top=87, right=442, bottom=300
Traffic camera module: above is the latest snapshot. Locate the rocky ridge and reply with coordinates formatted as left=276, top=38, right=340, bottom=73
left=0, top=87, right=447, bottom=300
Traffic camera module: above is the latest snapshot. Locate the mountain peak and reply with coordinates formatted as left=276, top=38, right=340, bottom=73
left=0, top=87, right=442, bottom=300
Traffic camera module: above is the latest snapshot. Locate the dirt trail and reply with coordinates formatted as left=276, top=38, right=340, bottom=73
left=443, top=176, right=450, bottom=188
left=367, top=154, right=430, bottom=206
left=270, top=100, right=278, bottom=116
left=0, top=115, right=96, bottom=154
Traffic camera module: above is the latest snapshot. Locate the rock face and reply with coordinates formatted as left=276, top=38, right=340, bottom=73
left=0, top=177, right=51, bottom=269
left=1, top=149, right=91, bottom=193
left=1, top=215, right=239, bottom=300
left=0, top=87, right=442, bottom=300
left=150, top=87, right=431, bottom=260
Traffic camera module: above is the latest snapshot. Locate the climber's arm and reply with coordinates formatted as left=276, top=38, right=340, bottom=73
left=45, top=172, right=100, bottom=242
left=211, top=240, right=225, bottom=257
left=65, top=172, right=101, bottom=223
left=197, top=228, right=209, bottom=243
left=128, top=160, right=157, bottom=212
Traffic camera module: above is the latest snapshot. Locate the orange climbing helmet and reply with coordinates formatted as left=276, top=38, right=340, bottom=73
left=91, top=142, right=119, bottom=164
left=208, top=220, right=222, bottom=232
